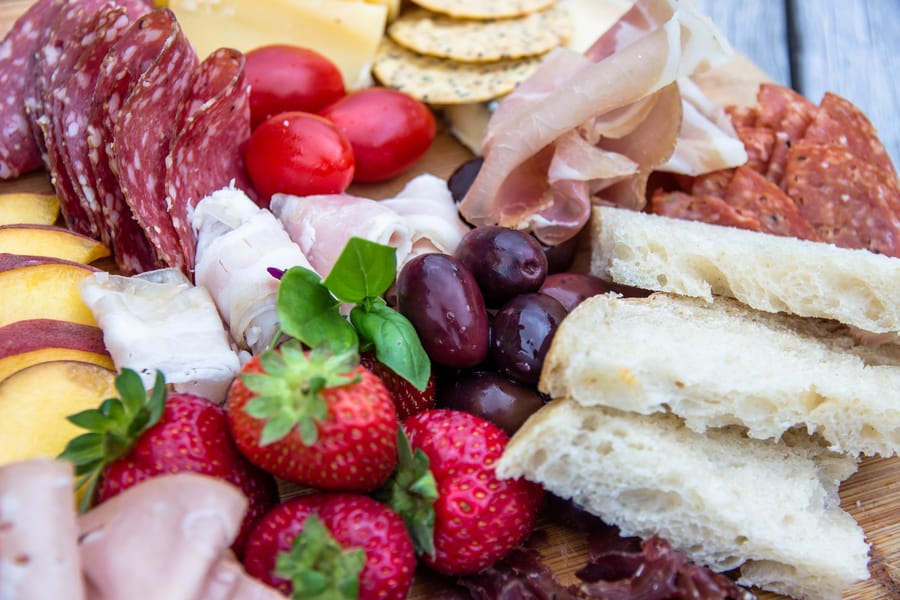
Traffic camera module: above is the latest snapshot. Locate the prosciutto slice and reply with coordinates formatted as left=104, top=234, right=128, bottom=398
left=78, top=268, right=241, bottom=405
left=192, top=186, right=313, bottom=355
left=0, top=459, right=83, bottom=600
left=459, top=0, right=735, bottom=245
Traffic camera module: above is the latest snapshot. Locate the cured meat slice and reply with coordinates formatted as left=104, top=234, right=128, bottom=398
left=23, top=0, right=66, bottom=166
left=725, top=104, right=758, bottom=130
left=87, top=9, right=187, bottom=274
left=723, top=166, right=817, bottom=240
left=0, top=0, right=56, bottom=179
left=690, top=169, right=733, bottom=198
left=755, top=83, right=816, bottom=141
left=166, top=48, right=253, bottom=272
left=784, top=140, right=900, bottom=257
left=734, top=126, right=775, bottom=173
left=803, top=92, right=897, bottom=177
left=651, top=189, right=760, bottom=231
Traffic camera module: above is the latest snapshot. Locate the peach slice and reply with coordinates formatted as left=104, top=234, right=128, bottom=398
left=0, top=256, right=99, bottom=328
left=0, top=319, right=113, bottom=383
left=0, top=192, right=60, bottom=226
left=0, top=360, right=116, bottom=465
left=0, top=224, right=110, bottom=264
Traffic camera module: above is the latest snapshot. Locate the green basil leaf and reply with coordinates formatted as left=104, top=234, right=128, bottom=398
left=350, top=303, right=430, bottom=391
left=277, top=266, right=358, bottom=352
left=323, top=237, right=397, bottom=304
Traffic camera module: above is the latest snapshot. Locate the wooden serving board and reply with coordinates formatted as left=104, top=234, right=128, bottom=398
left=1, top=2, right=898, bottom=598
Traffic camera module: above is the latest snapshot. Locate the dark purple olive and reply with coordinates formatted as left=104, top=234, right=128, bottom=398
left=396, top=253, right=489, bottom=369
left=437, top=371, right=545, bottom=435
left=541, top=234, right=579, bottom=274
left=539, top=272, right=613, bottom=312
left=447, top=156, right=483, bottom=203
left=455, top=226, right=548, bottom=308
left=490, top=293, right=568, bottom=385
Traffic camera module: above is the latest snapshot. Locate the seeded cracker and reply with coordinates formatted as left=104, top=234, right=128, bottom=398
left=372, top=39, right=544, bottom=104
left=388, top=5, right=573, bottom=63
left=408, top=0, right=556, bottom=20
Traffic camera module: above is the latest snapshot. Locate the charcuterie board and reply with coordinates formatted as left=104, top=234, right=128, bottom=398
left=1, top=1, right=898, bottom=598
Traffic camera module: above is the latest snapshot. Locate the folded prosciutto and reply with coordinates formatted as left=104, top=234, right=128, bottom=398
left=78, top=268, right=241, bottom=405
left=458, top=0, right=739, bottom=245
left=192, top=186, right=313, bottom=355
left=271, top=174, right=470, bottom=276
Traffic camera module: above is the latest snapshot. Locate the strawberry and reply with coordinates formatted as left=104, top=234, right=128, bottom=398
left=379, top=409, right=545, bottom=575
left=243, top=492, right=416, bottom=600
left=58, top=369, right=279, bottom=556
left=359, top=350, right=435, bottom=420
left=226, top=342, right=399, bottom=491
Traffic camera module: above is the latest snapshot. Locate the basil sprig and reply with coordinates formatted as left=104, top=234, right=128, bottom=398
left=276, top=237, right=431, bottom=392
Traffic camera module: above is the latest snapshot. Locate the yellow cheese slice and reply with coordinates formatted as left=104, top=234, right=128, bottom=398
left=167, top=0, right=388, bottom=89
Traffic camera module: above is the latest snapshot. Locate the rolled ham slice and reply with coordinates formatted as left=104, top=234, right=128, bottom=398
left=79, top=474, right=247, bottom=600
left=0, top=459, right=84, bottom=600
left=192, top=186, right=313, bottom=355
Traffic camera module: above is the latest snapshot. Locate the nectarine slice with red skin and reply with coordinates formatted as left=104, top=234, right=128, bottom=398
left=0, top=319, right=113, bottom=382
left=0, top=360, right=116, bottom=465
left=0, top=225, right=110, bottom=264
left=0, top=193, right=59, bottom=226
left=0, top=258, right=99, bottom=328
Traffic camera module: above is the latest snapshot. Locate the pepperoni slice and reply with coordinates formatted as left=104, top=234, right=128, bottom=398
left=733, top=126, right=775, bottom=174
left=723, top=166, right=817, bottom=240
left=784, top=140, right=900, bottom=256
left=165, top=48, right=254, bottom=272
left=651, top=189, right=760, bottom=231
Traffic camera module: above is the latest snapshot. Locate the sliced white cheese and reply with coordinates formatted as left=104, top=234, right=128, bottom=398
left=168, top=0, right=388, bottom=89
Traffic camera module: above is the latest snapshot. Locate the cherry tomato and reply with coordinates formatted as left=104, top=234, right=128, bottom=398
left=245, top=45, right=345, bottom=128
left=320, top=88, right=436, bottom=183
left=244, top=112, right=354, bottom=205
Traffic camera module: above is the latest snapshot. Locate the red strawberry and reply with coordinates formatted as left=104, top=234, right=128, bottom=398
left=243, top=492, right=416, bottom=600
left=380, top=409, right=545, bottom=575
left=360, top=350, right=435, bottom=419
left=226, top=342, right=399, bottom=491
left=59, top=369, right=279, bottom=556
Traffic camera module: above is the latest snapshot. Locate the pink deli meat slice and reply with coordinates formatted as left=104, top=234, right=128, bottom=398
left=0, top=0, right=57, bottom=179
left=166, top=48, right=253, bottom=272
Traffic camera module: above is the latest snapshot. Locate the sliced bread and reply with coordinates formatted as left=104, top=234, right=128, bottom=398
left=540, top=292, right=900, bottom=456
left=495, top=398, right=870, bottom=600
left=589, top=205, right=900, bottom=335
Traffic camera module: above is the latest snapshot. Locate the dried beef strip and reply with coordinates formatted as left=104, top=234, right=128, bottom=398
left=723, top=166, right=817, bottom=240
left=803, top=91, right=897, bottom=177
left=87, top=9, right=179, bottom=274
left=784, top=140, right=900, bottom=257
left=112, top=11, right=199, bottom=273
left=0, top=0, right=56, bottom=179
left=651, top=189, right=761, bottom=231
left=165, top=48, right=253, bottom=272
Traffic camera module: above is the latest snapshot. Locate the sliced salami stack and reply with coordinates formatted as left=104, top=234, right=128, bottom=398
left=0, top=0, right=257, bottom=276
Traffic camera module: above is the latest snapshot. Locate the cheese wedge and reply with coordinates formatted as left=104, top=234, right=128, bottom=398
left=167, top=0, right=388, bottom=89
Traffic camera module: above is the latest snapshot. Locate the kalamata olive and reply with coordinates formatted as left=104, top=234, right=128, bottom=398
left=490, top=293, right=568, bottom=385
left=447, top=156, right=483, bottom=203
left=437, top=371, right=545, bottom=435
left=455, top=226, right=548, bottom=308
left=396, top=253, right=489, bottom=369
left=539, top=272, right=613, bottom=312
left=541, top=235, right=579, bottom=274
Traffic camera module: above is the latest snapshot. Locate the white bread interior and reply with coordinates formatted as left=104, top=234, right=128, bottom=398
left=589, top=205, right=900, bottom=335
left=540, top=292, right=900, bottom=456
left=496, top=398, right=870, bottom=600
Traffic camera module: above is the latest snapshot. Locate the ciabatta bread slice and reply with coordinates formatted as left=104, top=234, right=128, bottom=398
left=540, top=292, right=900, bottom=456
left=589, top=205, right=900, bottom=335
left=496, top=398, right=870, bottom=600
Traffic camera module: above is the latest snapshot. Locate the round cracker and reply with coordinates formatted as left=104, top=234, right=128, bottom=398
left=372, top=39, right=544, bottom=104
left=408, top=0, right=556, bottom=20
left=388, top=5, right=573, bottom=63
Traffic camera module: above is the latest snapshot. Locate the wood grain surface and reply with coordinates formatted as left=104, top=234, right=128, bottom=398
left=1, top=2, right=898, bottom=598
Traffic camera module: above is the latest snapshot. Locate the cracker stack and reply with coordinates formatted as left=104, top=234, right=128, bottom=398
left=372, top=0, right=573, bottom=104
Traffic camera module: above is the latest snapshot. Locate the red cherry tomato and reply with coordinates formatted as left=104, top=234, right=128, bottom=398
left=244, top=112, right=355, bottom=205
left=245, top=45, right=345, bottom=128
left=319, top=88, right=436, bottom=183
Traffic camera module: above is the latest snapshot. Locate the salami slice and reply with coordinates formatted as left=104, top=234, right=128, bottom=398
left=784, top=140, right=900, bottom=257
left=165, top=48, right=254, bottom=272
left=0, top=0, right=57, bottom=179
left=112, top=11, right=199, bottom=273
left=690, top=169, right=733, bottom=198
left=87, top=9, right=182, bottom=274
left=651, top=189, right=760, bottom=231
left=723, top=166, right=817, bottom=240
left=803, top=92, right=897, bottom=178
left=733, top=126, right=775, bottom=173
left=755, top=83, right=816, bottom=142
left=23, top=0, right=67, bottom=166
